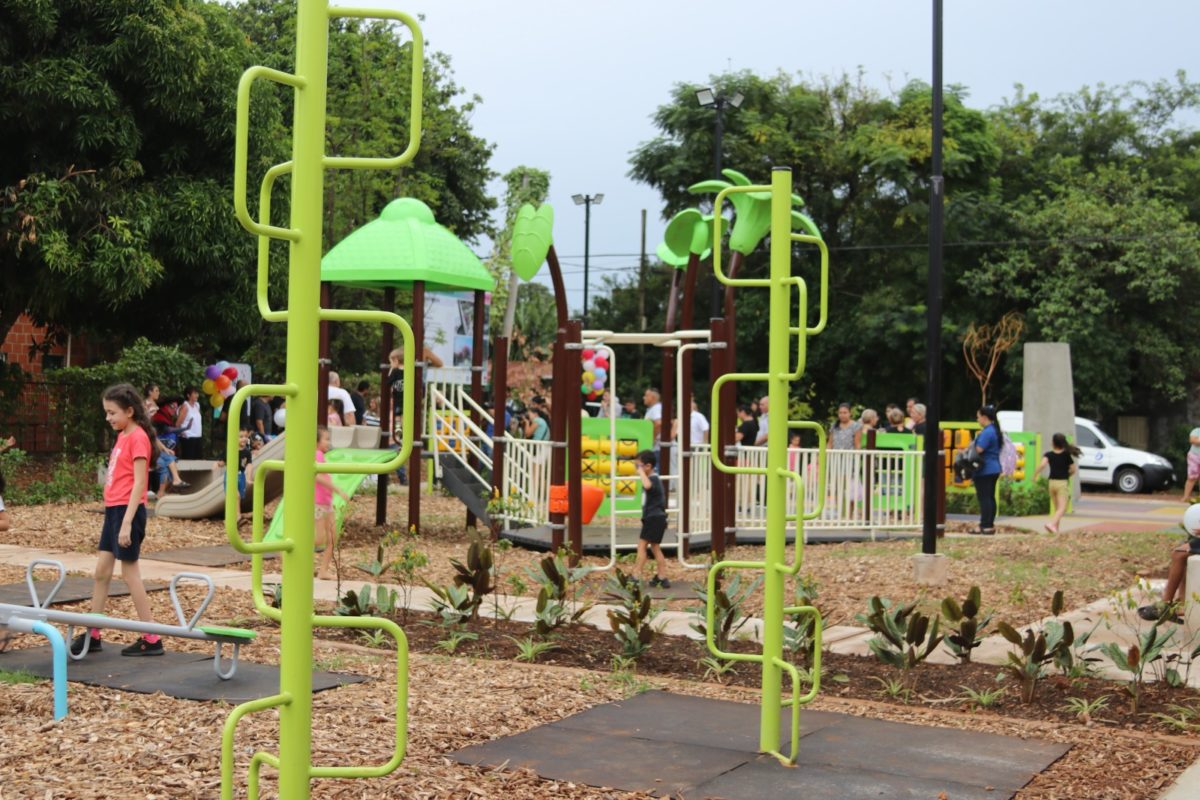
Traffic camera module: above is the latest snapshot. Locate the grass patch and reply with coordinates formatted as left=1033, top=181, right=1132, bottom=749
left=0, top=668, right=45, bottom=685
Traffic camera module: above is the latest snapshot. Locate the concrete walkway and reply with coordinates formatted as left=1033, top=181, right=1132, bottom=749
left=989, top=494, right=1187, bottom=535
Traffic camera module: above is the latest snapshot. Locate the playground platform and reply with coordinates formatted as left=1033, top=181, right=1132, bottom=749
left=452, top=690, right=1069, bottom=799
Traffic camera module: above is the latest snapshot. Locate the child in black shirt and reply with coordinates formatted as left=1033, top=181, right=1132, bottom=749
left=1036, top=432, right=1080, bottom=533
left=633, top=450, right=670, bottom=588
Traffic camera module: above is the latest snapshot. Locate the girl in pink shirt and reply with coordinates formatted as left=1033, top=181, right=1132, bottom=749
left=314, top=427, right=349, bottom=580
left=72, top=384, right=164, bottom=657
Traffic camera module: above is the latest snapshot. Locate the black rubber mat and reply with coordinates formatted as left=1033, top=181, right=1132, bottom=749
left=0, top=645, right=366, bottom=703
left=141, top=544, right=277, bottom=567
left=451, top=690, right=1070, bottom=799
left=0, top=577, right=167, bottom=608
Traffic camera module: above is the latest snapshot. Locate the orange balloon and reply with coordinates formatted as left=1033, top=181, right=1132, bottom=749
left=214, top=375, right=231, bottom=391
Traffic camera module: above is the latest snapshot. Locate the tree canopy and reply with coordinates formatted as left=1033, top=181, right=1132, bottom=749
left=621, top=70, right=1200, bottom=423
left=1, top=0, right=497, bottom=374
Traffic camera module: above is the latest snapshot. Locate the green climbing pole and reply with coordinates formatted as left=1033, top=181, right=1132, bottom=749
left=707, top=167, right=831, bottom=764
left=221, top=3, right=424, bottom=798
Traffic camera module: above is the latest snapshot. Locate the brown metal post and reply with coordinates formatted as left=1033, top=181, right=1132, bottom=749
left=546, top=246, right=569, bottom=554
left=407, top=281, right=425, bottom=535
left=466, top=289, right=486, bottom=530
left=376, top=286, right=395, bottom=526
left=710, top=317, right=726, bottom=558
left=317, top=281, right=332, bottom=429
left=549, top=327, right=567, bottom=553
left=566, top=320, right=584, bottom=564
left=490, top=334, right=508, bottom=540
left=679, top=254, right=699, bottom=558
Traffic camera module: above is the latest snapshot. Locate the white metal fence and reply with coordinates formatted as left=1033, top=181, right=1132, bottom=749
left=685, top=445, right=924, bottom=537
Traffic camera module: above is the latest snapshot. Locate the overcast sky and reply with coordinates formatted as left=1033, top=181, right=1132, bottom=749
left=351, top=0, right=1196, bottom=312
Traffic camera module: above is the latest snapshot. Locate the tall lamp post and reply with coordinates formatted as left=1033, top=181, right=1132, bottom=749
left=696, top=87, right=744, bottom=317
left=572, top=192, right=603, bottom=324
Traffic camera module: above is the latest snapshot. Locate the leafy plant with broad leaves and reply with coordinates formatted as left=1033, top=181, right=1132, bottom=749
left=995, top=616, right=1074, bottom=704
left=691, top=570, right=762, bottom=652
left=855, top=597, right=943, bottom=672
left=1097, top=622, right=1175, bottom=714
left=527, top=553, right=591, bottom=638
left=603, top=569, right=661, bottom=659
left=335, top=584, right=397, bottom=618
left=941, top=586, right=992, bottom=664
left=425, top=582, right=476, bottom=626
left=783, top=575, right=829, bottom=663
left=424, top=534, right=493, bottom=622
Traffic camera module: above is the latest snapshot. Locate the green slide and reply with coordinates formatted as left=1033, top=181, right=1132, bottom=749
left=263, top=448, right=397, bottom=542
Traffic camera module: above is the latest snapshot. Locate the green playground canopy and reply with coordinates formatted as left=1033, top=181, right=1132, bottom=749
left=321, top=197, right=494, bottom=291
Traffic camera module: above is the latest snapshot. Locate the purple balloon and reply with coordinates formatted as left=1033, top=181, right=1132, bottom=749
left=593, top=379, right=604, bottom=390
left=204, top=365, right=221, bottom=380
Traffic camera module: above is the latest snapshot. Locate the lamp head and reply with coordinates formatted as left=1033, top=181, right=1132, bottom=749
left=695, top=87, right=716, bottom=108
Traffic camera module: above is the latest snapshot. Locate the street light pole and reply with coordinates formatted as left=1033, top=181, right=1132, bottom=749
left=923, top=0, right=945, bottom=556
left=696, top=87, right=744, bottom=318
left=572, top=192, right=603, bottom=324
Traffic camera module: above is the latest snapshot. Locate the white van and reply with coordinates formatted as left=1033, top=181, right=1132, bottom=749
left=996, top=411, right=1175, bottom=493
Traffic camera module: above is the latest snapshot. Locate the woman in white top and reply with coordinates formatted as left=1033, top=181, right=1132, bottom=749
left=176, top=386, right=204, bottom=459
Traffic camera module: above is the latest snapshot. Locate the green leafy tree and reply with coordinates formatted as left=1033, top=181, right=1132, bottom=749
left=627, top=72, right=1000, bottom=413
left=963, top=164, right=1200, bottom=415
left=0, top=0, right=288, bottom=353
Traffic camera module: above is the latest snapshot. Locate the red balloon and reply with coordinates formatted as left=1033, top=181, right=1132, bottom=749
left=222, top=366, right=238, bottom=380
left=593, top=356, right=609, bottom=370
left=581, top=349, right=595, bottom=361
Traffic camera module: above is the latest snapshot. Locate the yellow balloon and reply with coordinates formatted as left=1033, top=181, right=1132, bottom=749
left=210, top=392, right=225, bottom=408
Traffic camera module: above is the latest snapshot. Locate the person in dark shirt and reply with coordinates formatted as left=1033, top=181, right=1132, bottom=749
left=632, top=450, right=670, bottom=588
left=249, top=395, right=273, bottom=438
left=351, top=380, right=369, bottom=425
left=910, top=403, right=928, bottom=435
left=735, top=404, right=759, bottom=447
left=1036, top=432, right=1080, bottom=533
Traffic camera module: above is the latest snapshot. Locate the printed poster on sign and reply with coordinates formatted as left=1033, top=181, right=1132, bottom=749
left=424, top=291, right=489, bottom=385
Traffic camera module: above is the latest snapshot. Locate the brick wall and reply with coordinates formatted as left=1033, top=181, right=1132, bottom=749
left=1, top=313, right=71, bottom=375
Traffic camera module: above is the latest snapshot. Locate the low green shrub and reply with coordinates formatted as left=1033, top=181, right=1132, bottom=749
left=945, top=477, right=1050, bottom=517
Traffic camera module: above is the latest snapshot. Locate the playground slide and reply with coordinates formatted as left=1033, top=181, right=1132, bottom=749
left=154, top=434, right=288, bottom=520
left=263, top=448, right=396, bottom=542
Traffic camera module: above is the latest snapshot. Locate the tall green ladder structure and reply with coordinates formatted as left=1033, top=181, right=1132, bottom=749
left=707, top=166, right=830, bottom=765
left=221, top=3, right=424, bottom=798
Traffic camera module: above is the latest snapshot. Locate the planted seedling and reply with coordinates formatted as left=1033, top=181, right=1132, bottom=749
left=855, top=596, right=943, bottom=672
left=506, top=635, right=559, bottom=663
left=958, top=685, right=1006, bottom=709
left=995, top=617, right=1073, bottom=703
left=941, top=586, right=992, bottom=664
left=1097, top=622, right=1174, bottom=714
left=435, top=629, right=479, bottom=655
left=1060, top=694, right=1110, bottom=724
left=604, top=569, right=661, bottom=659
left=691, top=570, right=762, bottom=652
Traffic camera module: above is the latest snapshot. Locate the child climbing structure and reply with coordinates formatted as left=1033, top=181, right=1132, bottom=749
left=222, top=2, right=424, bottom=798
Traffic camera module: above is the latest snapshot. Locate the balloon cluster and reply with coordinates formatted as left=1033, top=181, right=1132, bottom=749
left=201, top=361, right=239, bottom=408
left=579, top=348, right=609, bottom=400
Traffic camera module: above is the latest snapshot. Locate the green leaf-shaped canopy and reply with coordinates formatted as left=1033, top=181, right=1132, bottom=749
left=511, top=203, right=554, bottom=281
left=321, top=198, right=494, bottom=291
left=689, top=168, right=822, bottom=255
left=656, top=208, right=712, bottom=268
